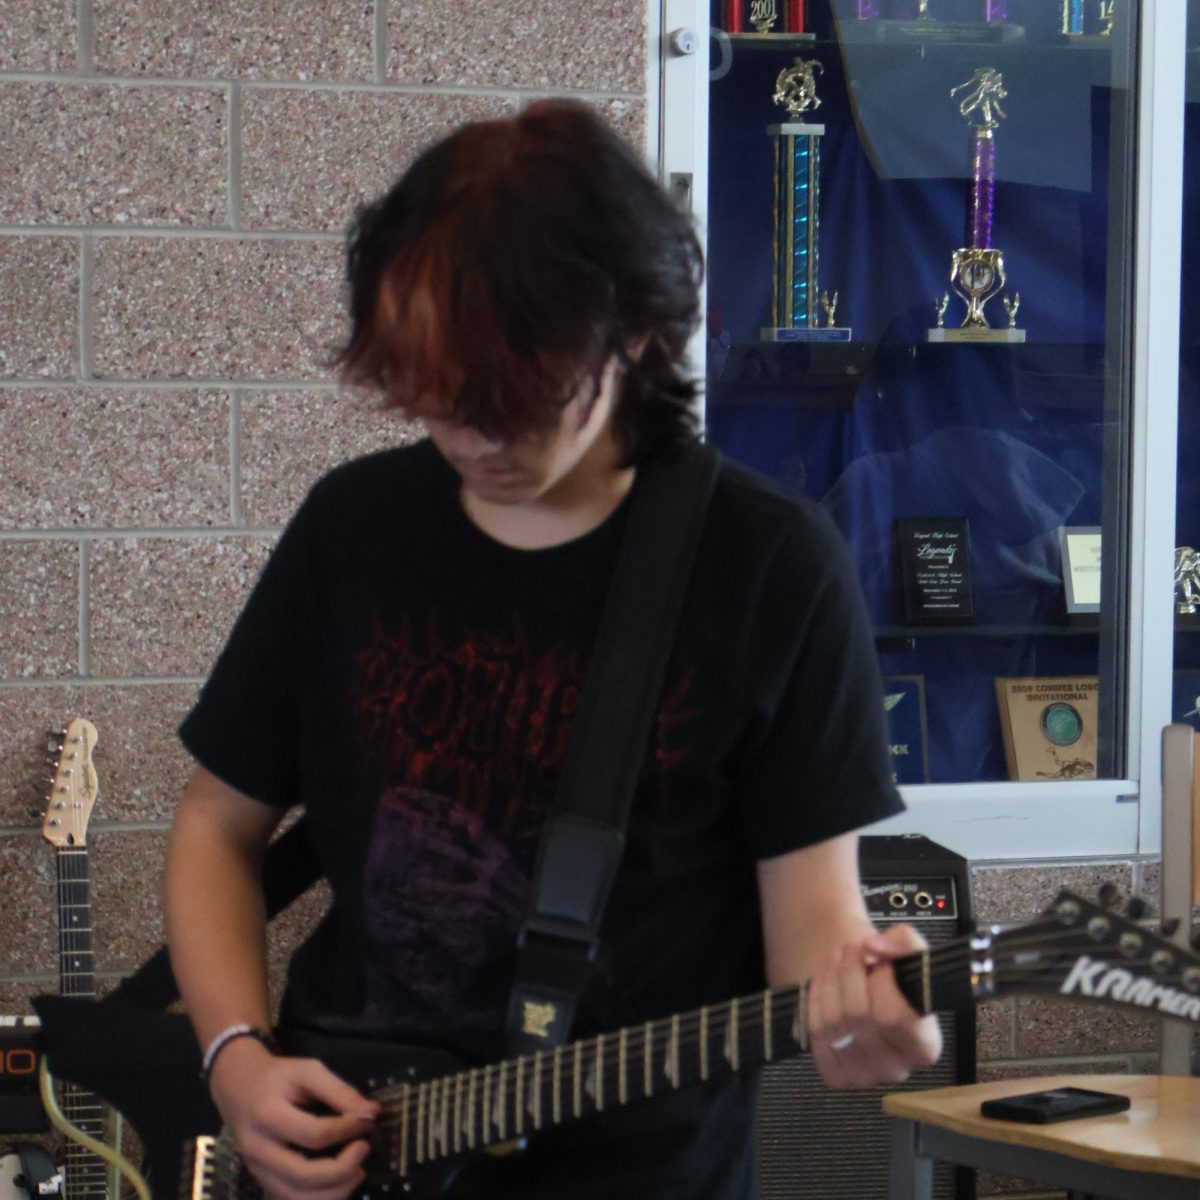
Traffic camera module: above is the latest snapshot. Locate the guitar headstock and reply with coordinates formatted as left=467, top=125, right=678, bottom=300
left=43, top=718, right=99, bottom=849
left=989, top=890, right=1200, bottom=1022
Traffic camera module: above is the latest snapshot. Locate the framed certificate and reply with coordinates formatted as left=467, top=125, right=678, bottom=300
left=1058, top=525, right=1102, bottom=614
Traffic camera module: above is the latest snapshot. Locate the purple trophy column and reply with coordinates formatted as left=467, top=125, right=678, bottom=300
left=968, top=132, right=995, bottom=249
left=982, top=0, right=1008, bottom=20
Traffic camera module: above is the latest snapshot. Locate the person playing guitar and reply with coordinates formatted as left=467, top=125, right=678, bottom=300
left=163, top=98, right=940, bottom=1200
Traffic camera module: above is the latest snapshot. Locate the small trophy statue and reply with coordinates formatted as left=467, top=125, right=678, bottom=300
left=760, top=58, right=850, bottom=342
left=749, top=0, right=780, bottom=33
left=929, top=68, right=1025, bottom=343
left=1175, top=547, right=1200, bottom=615
left=934, top=294, right=949, bottom=328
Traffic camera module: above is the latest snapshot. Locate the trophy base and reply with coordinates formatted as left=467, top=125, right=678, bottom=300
left=838, top=19, right=1025, bottom=44
left=762, top=326, right=852, bottom=343
left=928, top=327, right=1026, bottom=344
left=727, top=31, right=816, bottom=42
left=1056, top=33, right=1114, bottom=46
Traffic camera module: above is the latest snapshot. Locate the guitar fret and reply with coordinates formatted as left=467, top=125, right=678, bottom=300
left=791, top=987, right=807, bottom=1050
left=530, top=1051, right=543, bottom=1130
left=643, top=1020, right=654, bottom=1097
left=552, top=1046, right=562, bottom=1124
left=452, top=1072, right=463, bottom=1155
left=618, top=1027, right=628, bottom=1105
left=665, top=1014, right=680, bottom=1087
left=481, top=1065, right=492, bottom=1146
left=415, top=1083, right=427, bottom=1165
left=517, top=1056, right=528, bottom=1137
left=726, top=998, right=740, bottom=1070
left=763, top=990, right=773, bottom=1061
left=440, top=1076, right=451, bottom=1158
left=572, top=1041, right=583, bottom=1118
left=399, top=1084, right=410, bottom=1177
left=428, top=1078, right=439, bottom=1162
left=495, top=1061, right=507, bottom=1139
left=592, top=1034, right=604, bottom=1111
left=466, top=1069, right=477, bottom=1149
left=699, top=1007, right=709, bottom=1080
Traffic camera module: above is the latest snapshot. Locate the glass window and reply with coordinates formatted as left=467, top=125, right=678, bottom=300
left=704, top=0, right=1141, bottom=787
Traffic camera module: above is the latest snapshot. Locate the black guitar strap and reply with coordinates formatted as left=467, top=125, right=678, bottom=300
left=505, top=441, right=720, bottom=1055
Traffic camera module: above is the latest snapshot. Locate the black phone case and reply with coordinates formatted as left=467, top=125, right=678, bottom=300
left=980, top=1086, right=1132, bottom=1124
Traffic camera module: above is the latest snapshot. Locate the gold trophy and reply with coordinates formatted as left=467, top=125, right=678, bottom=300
left=761, top=58, right=850, bottom=342
left=929, top=68, right=1025, bottom=343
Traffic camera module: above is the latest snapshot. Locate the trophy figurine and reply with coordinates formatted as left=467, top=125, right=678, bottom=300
left=749, top=0, right=780, bottom=33
left=1175, top=547, right=1200, bottom=615
left=760, top=58, right=850, bottom=342
left=930, top=68, right=1025, bottom=343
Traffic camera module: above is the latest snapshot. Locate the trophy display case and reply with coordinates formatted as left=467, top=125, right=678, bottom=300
left=1171, top=2, right=1200, bottom=734
left=657, top=0, right=1188, bottom=850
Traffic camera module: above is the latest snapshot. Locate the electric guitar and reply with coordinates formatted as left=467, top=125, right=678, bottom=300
left=177, top=891, right=1200, bottom=1200
left=41, top=719, right=108, bottom=1200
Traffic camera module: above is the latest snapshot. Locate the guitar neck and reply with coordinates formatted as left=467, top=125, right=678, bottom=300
left=55, top=848, right=95, bottom=1000
left=55, top=847, right=108, bottom=1200
left=371, top=942, right=964, bottom=1173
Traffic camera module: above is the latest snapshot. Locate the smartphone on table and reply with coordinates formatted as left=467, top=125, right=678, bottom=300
left=980, top=1086, right=1131, bottom=1125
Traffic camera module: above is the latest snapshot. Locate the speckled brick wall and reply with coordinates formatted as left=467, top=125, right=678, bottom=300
left=0, top=3, right=1169, bottom=1194
left=0, top=0, right=646, bottom=1005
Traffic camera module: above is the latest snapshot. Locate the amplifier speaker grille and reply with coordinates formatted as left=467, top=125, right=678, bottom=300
left=755, top=839, right=974, bottom=1200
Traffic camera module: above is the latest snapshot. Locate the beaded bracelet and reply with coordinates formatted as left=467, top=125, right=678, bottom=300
left=200, top=1023, right=280, bottom=1083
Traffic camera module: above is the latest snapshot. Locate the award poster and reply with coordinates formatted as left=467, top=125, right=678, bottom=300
left=895, top=517, right=974, bottom=624
left=995, top=676, right=1099, bottom=781
left=882, top=675, right=930, bottom=784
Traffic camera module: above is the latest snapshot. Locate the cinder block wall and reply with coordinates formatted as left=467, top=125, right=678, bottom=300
left=0, top=2, right=1164, bottom=1192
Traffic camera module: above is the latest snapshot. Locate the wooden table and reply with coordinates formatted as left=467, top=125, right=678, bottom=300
left=884, top=1074, right=1200, bottom=1200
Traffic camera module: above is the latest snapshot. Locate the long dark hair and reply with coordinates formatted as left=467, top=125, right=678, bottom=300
left=336, top=99, right=704, bottom=464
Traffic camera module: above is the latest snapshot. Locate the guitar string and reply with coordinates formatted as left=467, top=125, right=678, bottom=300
left=368, top=928, right=1196, bottom=1163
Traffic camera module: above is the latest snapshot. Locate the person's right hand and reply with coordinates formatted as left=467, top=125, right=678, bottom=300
left=208, top=1037, right=380, bottom=1200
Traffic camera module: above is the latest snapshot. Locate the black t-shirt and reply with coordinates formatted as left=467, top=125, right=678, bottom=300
left=179, top=439, right=902, bottom=1199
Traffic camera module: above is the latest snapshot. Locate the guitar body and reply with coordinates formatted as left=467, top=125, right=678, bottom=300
left=190, top=1034, right=467, bottom=1200
left=39, top=890, right=1200, bottom=1200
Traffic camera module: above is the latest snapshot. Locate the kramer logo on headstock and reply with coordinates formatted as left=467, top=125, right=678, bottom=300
left=1059, top=955, right=1200, bottom=1020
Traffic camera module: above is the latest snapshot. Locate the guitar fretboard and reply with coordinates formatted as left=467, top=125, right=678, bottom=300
left=375, top=985, right=813, bottom=1176
left=56, top=847, right=107, bottom=1200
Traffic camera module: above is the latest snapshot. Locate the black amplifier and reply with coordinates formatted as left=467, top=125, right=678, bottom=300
left=755, top=834, right=974, bottom=1200
left=0, top=1017, right=46, bottom=1134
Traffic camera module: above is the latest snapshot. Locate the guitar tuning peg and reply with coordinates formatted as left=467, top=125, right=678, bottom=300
left=1098, top=882, right=1120, bottom=909
left=1125, top=896, right=1151, bottom=921
left=1162, top=917, right=1182, bottom=938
